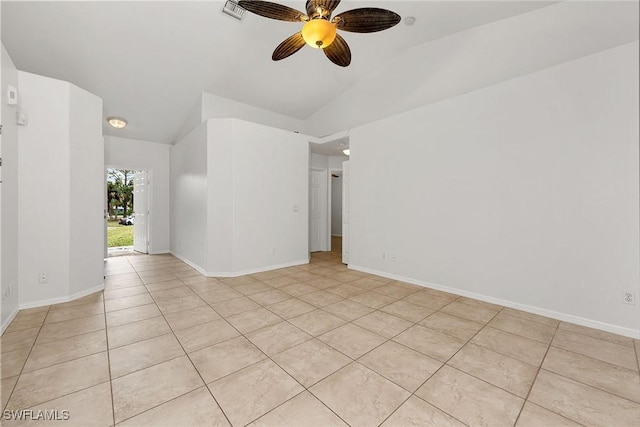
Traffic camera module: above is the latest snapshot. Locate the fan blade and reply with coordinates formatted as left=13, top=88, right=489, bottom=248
left=238, top=0, right=307, bottom=22
left=333, top=8, right=401, bottom=33
left=272, top=32, right=306, bottom=61
left=306, top=0, right=341, bottom=18
left=323, top=34, right=351, bottom=67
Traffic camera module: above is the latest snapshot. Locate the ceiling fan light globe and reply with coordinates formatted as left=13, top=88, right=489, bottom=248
left=301, top=19, right=337, bottom=49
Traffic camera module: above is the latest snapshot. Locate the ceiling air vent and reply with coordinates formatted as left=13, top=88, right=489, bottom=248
left=222, top=0, right=246, bottom=21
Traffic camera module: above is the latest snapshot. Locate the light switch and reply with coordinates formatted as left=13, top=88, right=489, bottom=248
left=293, top=205, right=299, bottom=212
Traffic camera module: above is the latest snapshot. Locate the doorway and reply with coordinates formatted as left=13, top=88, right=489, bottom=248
left=105, top=168, right=149, bottom=257
left=309, top=168, right=328, bottom=252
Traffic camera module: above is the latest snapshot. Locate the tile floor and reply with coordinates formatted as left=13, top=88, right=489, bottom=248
left=1, top=240, right=639, bottom=426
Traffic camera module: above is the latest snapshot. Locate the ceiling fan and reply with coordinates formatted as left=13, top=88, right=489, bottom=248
left=237, top=0, right=401, bottom=67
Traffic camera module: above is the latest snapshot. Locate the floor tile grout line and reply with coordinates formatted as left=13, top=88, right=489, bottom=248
left=7, top=250, right=634, bottom=426
left=512, top=318, right=561, bottom=426
left=535, top=366, right=640, bottom=405
left=185, top=272, right=357, bottom=426
left=387, top=306, right=508, bottom=426
left=3, top=304, right=52, bottom=412
left=103, top=266, right=119, bottom=427
left=547, top=342, right=640, bottom=373
left=135, top=275, right=236, bottom=427
left=554, top=326, right=638, bottom=350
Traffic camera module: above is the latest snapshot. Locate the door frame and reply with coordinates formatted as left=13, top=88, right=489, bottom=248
left=327, top=167, right=344, bottom=252
left=105, top=165, right=152, bottom=256
left=309, top=167, right=329, bottom=253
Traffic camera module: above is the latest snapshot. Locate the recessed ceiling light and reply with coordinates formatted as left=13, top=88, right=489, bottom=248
left=405, top=16, right=416, bottom=26
left=107, top=117, right=127, bottom=129
left=343, top=149, right=350, bottom=156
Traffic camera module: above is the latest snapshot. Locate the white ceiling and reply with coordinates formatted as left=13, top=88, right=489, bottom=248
left=1, top=0, right=559, bottom=144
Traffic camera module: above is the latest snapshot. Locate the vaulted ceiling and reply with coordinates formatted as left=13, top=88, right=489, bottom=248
left=2, top=1, right=637, bottom=146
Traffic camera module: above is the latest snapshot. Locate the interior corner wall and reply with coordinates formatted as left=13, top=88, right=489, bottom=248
left=206, top=119, right=234, bottom=274
left=170, top=122, right=208, bottom=271
left=1, top=45, right=20, bottom=330
left=69, top=84, right=103, bottom=295
left=105, top=136, right=171, bottom=253
left=173, top=94, right=203, bottom=143
left=229, top=119, right=309, bottom=274
left=17, top=71, right=72, bottom=305
left=201, top=93, right=306, bottom=135
left=17, top=71, right=105, bottom=308
left=349, top=42, right=640, bottom=337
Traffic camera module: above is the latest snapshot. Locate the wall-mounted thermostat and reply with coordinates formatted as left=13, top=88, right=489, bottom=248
left=7, top=86, right=18, bottom=105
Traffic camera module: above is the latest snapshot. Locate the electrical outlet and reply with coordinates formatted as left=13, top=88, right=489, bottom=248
left=2, top=287, right=8, bottom=301
left=392, top=255, right=397, bottom=262
left=382, top=253, right=386, bottom=259
left=39, top=272, right=48, bottom=284
left=622, top=291, right=635, bottom=305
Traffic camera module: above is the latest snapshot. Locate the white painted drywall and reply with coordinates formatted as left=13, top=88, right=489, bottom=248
left=206, top=119, right=234, bottom=274
left=170, top=122, right=208, bottom=270
left=201, top=92, right=306, bottom=135
left=205, top=119, right=310, bottom=275
left=310, top=153, right=328, bottom=169
left=349, top=42, right=640, bottom=336
left=68, top=84, right=104, bottom=295
left=105, top=136, right=171, bottom=253
left=17, top=71, right=72, bottom=305
left=331, top=174, right=343, bottom=236
left=305, top=1, right=639, bottom=137
left=328, top=155, right=348, bottom=170
left=1, top=45, right=20, bottom=329
left=17, top=71, right=105, bottom=307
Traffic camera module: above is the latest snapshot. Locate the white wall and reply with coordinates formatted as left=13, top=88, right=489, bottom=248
left=170, top=122, right=208, bottom=270
left=349, top=42, right=640, bottom=337
left=328, top=155, right=348, bottom=170
left=206, top=120, right=234, bottom=274
left=69, top=84, right=104, bottom=295
left=201, top=93, right=306, bottom=135
left=305, top=1, right=639, bottom=137
left=310, top=153, right=328, bottom=169
left=229, top=119, right=309, bottom=274
left=18, top=72, right=71, bottom=305
left=331, top=174, right=342, bottom=236
left=17, top=71, right=104, bottom=307
left=172, top=118, right=310, bottom=276
left=1, top=45, right=20, bottom=330
left=105, top=136, right=171, bottom=253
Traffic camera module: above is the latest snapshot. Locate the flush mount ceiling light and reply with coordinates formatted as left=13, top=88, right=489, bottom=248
left=107, top=117, right=127, bottom=129
left=343, top=148, right=350, bottom=155
left=238, top=0, right=401, bottom=67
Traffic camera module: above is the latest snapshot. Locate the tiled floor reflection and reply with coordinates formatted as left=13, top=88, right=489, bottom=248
left=2, top=238, right=639, bottom=426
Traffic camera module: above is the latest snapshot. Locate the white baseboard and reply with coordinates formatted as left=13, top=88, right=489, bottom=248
left=1, top=307, right=20, bottom=334
left=150, top=249, right=171, bottom=255
left=349, top=264, right=640, bottom=339
left=170, top=251, right=206, bottom=275
left=171, top=251, right=309, bottom=278
left=206, top=259, right=310, bottom=278
left=18, top=284, right=105, bottom=311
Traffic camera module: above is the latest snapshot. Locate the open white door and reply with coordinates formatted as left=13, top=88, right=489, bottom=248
left=104, top=169, right=108, bottom=259
left=342, top=161, right=350, bottom=264
left=133, top=171, right=149, bottom=253
left=310, top=168, right=327, bottom=252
